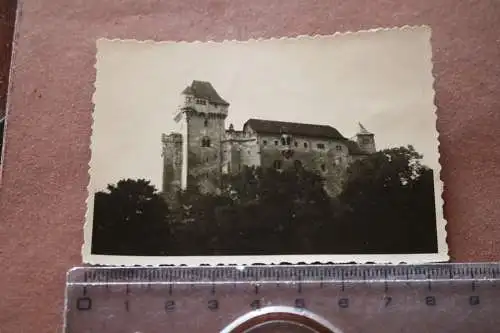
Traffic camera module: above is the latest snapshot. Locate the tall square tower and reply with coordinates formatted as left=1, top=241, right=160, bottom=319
left=166, top=80, right=230, bottom=193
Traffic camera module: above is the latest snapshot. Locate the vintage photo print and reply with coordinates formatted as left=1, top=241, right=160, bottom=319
left=84, top=26, right=448, bottom=265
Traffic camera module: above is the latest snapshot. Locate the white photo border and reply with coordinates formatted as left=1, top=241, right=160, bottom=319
left=83, top=25, right=449, bottom=266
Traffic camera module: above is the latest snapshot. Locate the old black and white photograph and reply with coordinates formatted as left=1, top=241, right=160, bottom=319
left=84, top=26, right=448, bottom=265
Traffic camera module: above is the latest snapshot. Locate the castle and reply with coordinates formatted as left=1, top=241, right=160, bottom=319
left=162, top=80, right=376, bottom=198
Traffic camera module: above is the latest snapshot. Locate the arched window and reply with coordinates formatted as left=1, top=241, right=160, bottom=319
left=201, top=137, right=211, bottom=147
left=320, top=164, right=326, bottom=172
left=304, top=142, right=308, bottom=148
left=204, top=119, right=208, bottom=127
left=280, top=137, right=286, bottom=145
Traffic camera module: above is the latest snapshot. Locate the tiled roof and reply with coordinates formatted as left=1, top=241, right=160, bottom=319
left=182, top=80, right=229, bottom=106
left=244, top=118, right=346, bottom=140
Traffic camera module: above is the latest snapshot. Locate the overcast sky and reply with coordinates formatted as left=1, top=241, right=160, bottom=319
left=90, top=26, right=438, bottom=192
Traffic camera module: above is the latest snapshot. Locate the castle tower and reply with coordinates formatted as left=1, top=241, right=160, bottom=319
left=173, top=80, right=230, bottom=193
left=356, top=123, right=376, bottom=154
left=161, top=132, right=183, bottom=203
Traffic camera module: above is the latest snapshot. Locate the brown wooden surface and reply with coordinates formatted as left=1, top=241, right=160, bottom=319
left=0, top=1, right=499, bottom=332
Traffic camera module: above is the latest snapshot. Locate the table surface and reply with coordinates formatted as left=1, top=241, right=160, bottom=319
left=0, top=0, right=499, bottom=332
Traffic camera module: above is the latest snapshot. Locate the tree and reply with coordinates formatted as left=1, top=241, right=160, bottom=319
left=164, top=166, right=335, bottom=255
left=216, top=166, right=334, bottom=254
left=337, top=145, right=438, bottom=253
left=168, top=185, right=233, bottom=255
left=91, top=178, right=172, bottom=256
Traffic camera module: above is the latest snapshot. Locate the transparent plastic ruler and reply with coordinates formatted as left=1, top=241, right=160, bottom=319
left=64, top=263, right=500, bottom=332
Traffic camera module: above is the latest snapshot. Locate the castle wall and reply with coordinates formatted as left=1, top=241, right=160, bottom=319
left=163, top=120, right=368, bottom=198
left=237, top=139, right=261, bottom=168
left=258, top=147, right=346, bottom=196
left=185, top=110, right=226, bottom=193
left=183, top=97, right=228, bottom=117
left=255, top=133, right=350, bottom=196
left=161, top=133, right=183, bottom=199
left=164, top=84, right=375, bottom=198
left=222, top=138, right=260, bottom=174
left=222, top=141, right=241, bottom=174
left=356, top=133, right=376, bottom=154
left=256, top=134, right=347, bottom=155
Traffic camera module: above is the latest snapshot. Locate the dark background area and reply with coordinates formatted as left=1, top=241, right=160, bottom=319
left=0, top=0, right=15, bottom=118
left=0, top=1, right=499, bottom=332
left=0, top=0, right=16, bottom=165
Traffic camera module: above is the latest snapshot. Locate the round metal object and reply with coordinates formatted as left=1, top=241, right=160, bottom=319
left=221, top=306, right=342, bottom=333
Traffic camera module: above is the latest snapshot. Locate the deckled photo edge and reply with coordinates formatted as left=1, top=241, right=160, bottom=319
left=82, top=25, right=449, bottom=266
left=94, top=24, right=431, bottom=46
left=428, top=28, right=449, bottom=262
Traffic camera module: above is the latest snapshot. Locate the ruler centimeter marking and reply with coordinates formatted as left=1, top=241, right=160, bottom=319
left=71, top=263, right=500, bottom=284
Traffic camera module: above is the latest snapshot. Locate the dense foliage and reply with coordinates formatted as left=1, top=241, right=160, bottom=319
left=91, top=179, right=171, bottom=255
left=91, top=145, right=438, bottom=256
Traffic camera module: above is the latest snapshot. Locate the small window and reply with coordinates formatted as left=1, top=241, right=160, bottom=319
left=336, top=145, right=342, bottom=151
left=362, top=137, right=371, bottom=144
left=196, top=98, right=207, bottom=105
left=304, top=142, right=308, bottom=148
left=274, top=140, right=279, bottom=146
left=280, top=137, right=286, bottom=145
left=294, top=141, right=298, bottom=147
left=201, top=137, right=211, bottom=147
left=185, top=96, right=193, bottom=103
left=317, top=143, right=325, bottom=149
left=294, top=160, right=302, bottom=169
left=273, top=160, right=282, bottom=169
left=263, top=140, right=268, bottom=145
left=320, top=164, right=326, bottom=172
left=204, top=119, right=208, bottom=127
